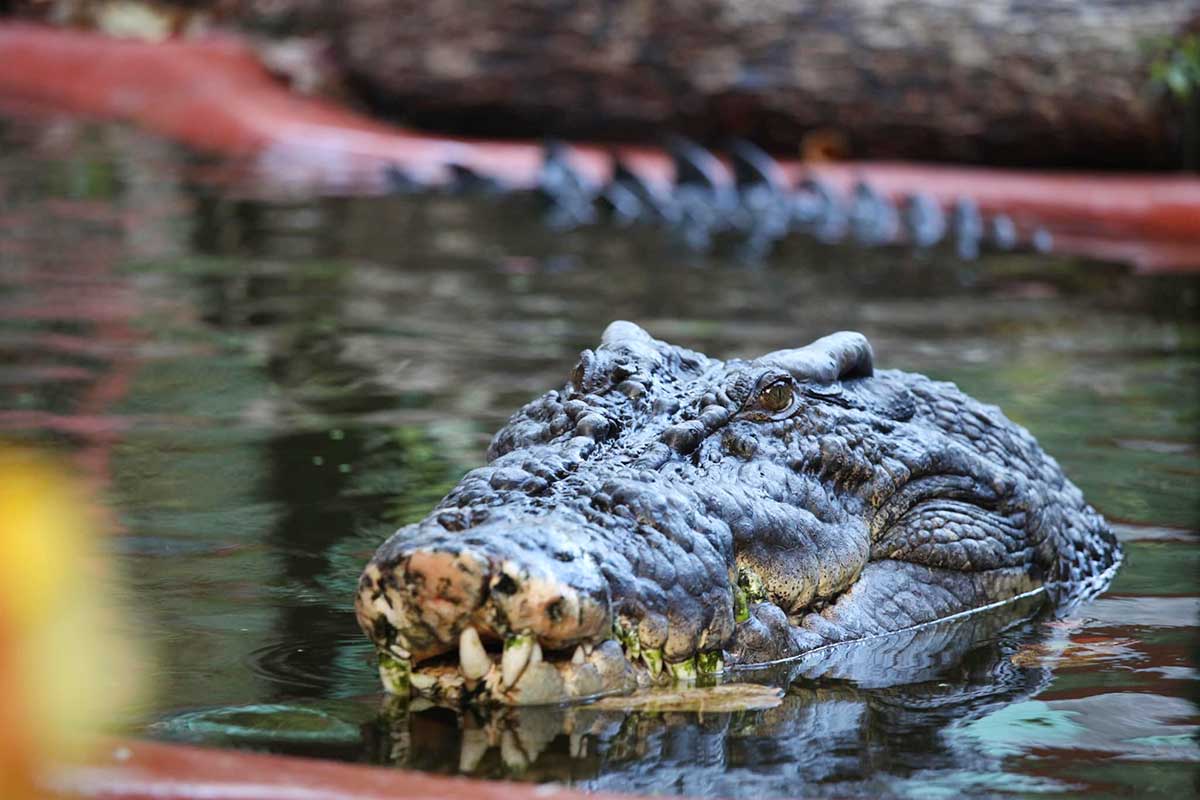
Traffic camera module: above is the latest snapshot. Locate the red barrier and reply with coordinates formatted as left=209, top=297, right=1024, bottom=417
left=1, top=23, right=1197, bottom=272
left=48, top=737, right=633, bottom=800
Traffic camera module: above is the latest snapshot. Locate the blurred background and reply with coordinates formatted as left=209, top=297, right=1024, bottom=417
left=6, top=0, right=1200, bottom=168
left=0, top=2, right=1198, bottom=799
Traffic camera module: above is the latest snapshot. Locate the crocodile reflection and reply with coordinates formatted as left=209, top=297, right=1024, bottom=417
left=365, top=593, right=1057, bottom=794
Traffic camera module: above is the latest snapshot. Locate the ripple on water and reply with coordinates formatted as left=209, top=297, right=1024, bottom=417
left=150, top=703, right=362, bottom=745
left=244, top=635, right=377, bottom=697
left=110, top=534, right=244, bottom=557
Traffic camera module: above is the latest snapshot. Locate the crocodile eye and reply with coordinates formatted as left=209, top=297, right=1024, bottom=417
left=758, top=381, right=794, bottom=413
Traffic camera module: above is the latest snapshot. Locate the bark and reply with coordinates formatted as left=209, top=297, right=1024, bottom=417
left=7, top=1, right=1199, bottom=166
left=323, top=0, right=1198, bottom=168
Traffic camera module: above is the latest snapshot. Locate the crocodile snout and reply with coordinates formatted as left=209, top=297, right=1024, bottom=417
left=355, top=517, right=631, bottom=705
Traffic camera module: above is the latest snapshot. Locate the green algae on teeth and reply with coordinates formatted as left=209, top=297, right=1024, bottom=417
left=737, top=566, right=768, bottom=605
left=613, top=617, right=641, bottom=661
left=500, top=632, right=536, bottom=688
left=697, top=651, right=724, bottom=675
left=666, top=656, right=696, bottom=681
left=378, top=650, right=411, bottom=696
left=733, top=585, right=750, bottom=623
left=641, top=647, right=663, bottom=678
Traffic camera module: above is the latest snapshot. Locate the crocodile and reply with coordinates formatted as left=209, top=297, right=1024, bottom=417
left=355, top=322, right=1121, bottom=706
left=398, top=137, right=1044, bottom=261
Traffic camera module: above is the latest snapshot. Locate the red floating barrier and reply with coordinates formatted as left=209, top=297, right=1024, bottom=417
left=48, top=737, right=631, bottom=800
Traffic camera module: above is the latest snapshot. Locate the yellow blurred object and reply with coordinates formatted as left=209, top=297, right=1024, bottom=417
left=0, top=447, right=146, bottom=799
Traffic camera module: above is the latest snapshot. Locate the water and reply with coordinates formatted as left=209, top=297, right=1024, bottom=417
left=1, top=117, right=1198, bottom=798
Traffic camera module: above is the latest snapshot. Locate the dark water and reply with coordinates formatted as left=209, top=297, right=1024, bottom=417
left=1, top=118, right=1198, bottom=798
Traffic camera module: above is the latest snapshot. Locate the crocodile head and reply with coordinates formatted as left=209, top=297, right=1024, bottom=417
left=355, top=322, right=1118, bottom=705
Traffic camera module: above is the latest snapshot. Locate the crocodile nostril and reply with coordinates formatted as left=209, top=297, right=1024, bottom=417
left=370, top=615, right=396, bottom=645
left=493, top=572, right=519, bottom=595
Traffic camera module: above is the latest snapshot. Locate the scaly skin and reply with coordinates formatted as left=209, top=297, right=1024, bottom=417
left=355, top=322, right=1120, bottom=705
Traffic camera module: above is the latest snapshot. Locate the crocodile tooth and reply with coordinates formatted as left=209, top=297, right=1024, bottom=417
left=697, top=651, right=724, bottom=675
left=459, top=626, right=491, bottom=680
left=501, top=634, right=535, bottom=689
left=667, top=657, right=697, bottom=681
left=641, top=648, right=663, bottom=678
left=571, top=645, right=586, bottom=665
left=569, top=732, right=587, bottom=759
left=530, top=640, right=543, bottom=665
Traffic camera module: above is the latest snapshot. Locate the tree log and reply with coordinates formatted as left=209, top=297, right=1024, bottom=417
left=325, top=0, right=1198, bottom=168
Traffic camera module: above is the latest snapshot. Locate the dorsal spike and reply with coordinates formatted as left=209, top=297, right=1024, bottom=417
left=612, top=159, right=644, bottom=188
left=606, top=159, right=669, bottom=219
left=902, top=192, right=947, bottom=248
left=538, top=139, right=596, bottom=228
left=447, top=162, right=504, bottom=194
left=668, top=136, right=725, bottom=190
left=729, top=140, right=787, bottom=191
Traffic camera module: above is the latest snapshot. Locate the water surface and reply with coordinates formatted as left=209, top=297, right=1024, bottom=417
left=1, top=118, right=1197, bottom=798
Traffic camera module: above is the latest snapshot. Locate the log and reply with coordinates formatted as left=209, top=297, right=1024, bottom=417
left=329, top=0, right=1198, bottom=169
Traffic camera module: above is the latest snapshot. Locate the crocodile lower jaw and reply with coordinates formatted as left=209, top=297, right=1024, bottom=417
left=377, top=628, right=725, bottom=706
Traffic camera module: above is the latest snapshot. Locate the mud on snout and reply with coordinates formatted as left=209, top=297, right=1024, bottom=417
left=355, top=518, right=721, bottom=706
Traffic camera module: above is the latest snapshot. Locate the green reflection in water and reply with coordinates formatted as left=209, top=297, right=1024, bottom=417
left=1109, top=542, right=1200, bottom=596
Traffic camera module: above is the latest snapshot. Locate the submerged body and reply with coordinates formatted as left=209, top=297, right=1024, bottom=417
left=356, top=323, right=1120, bottom=705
